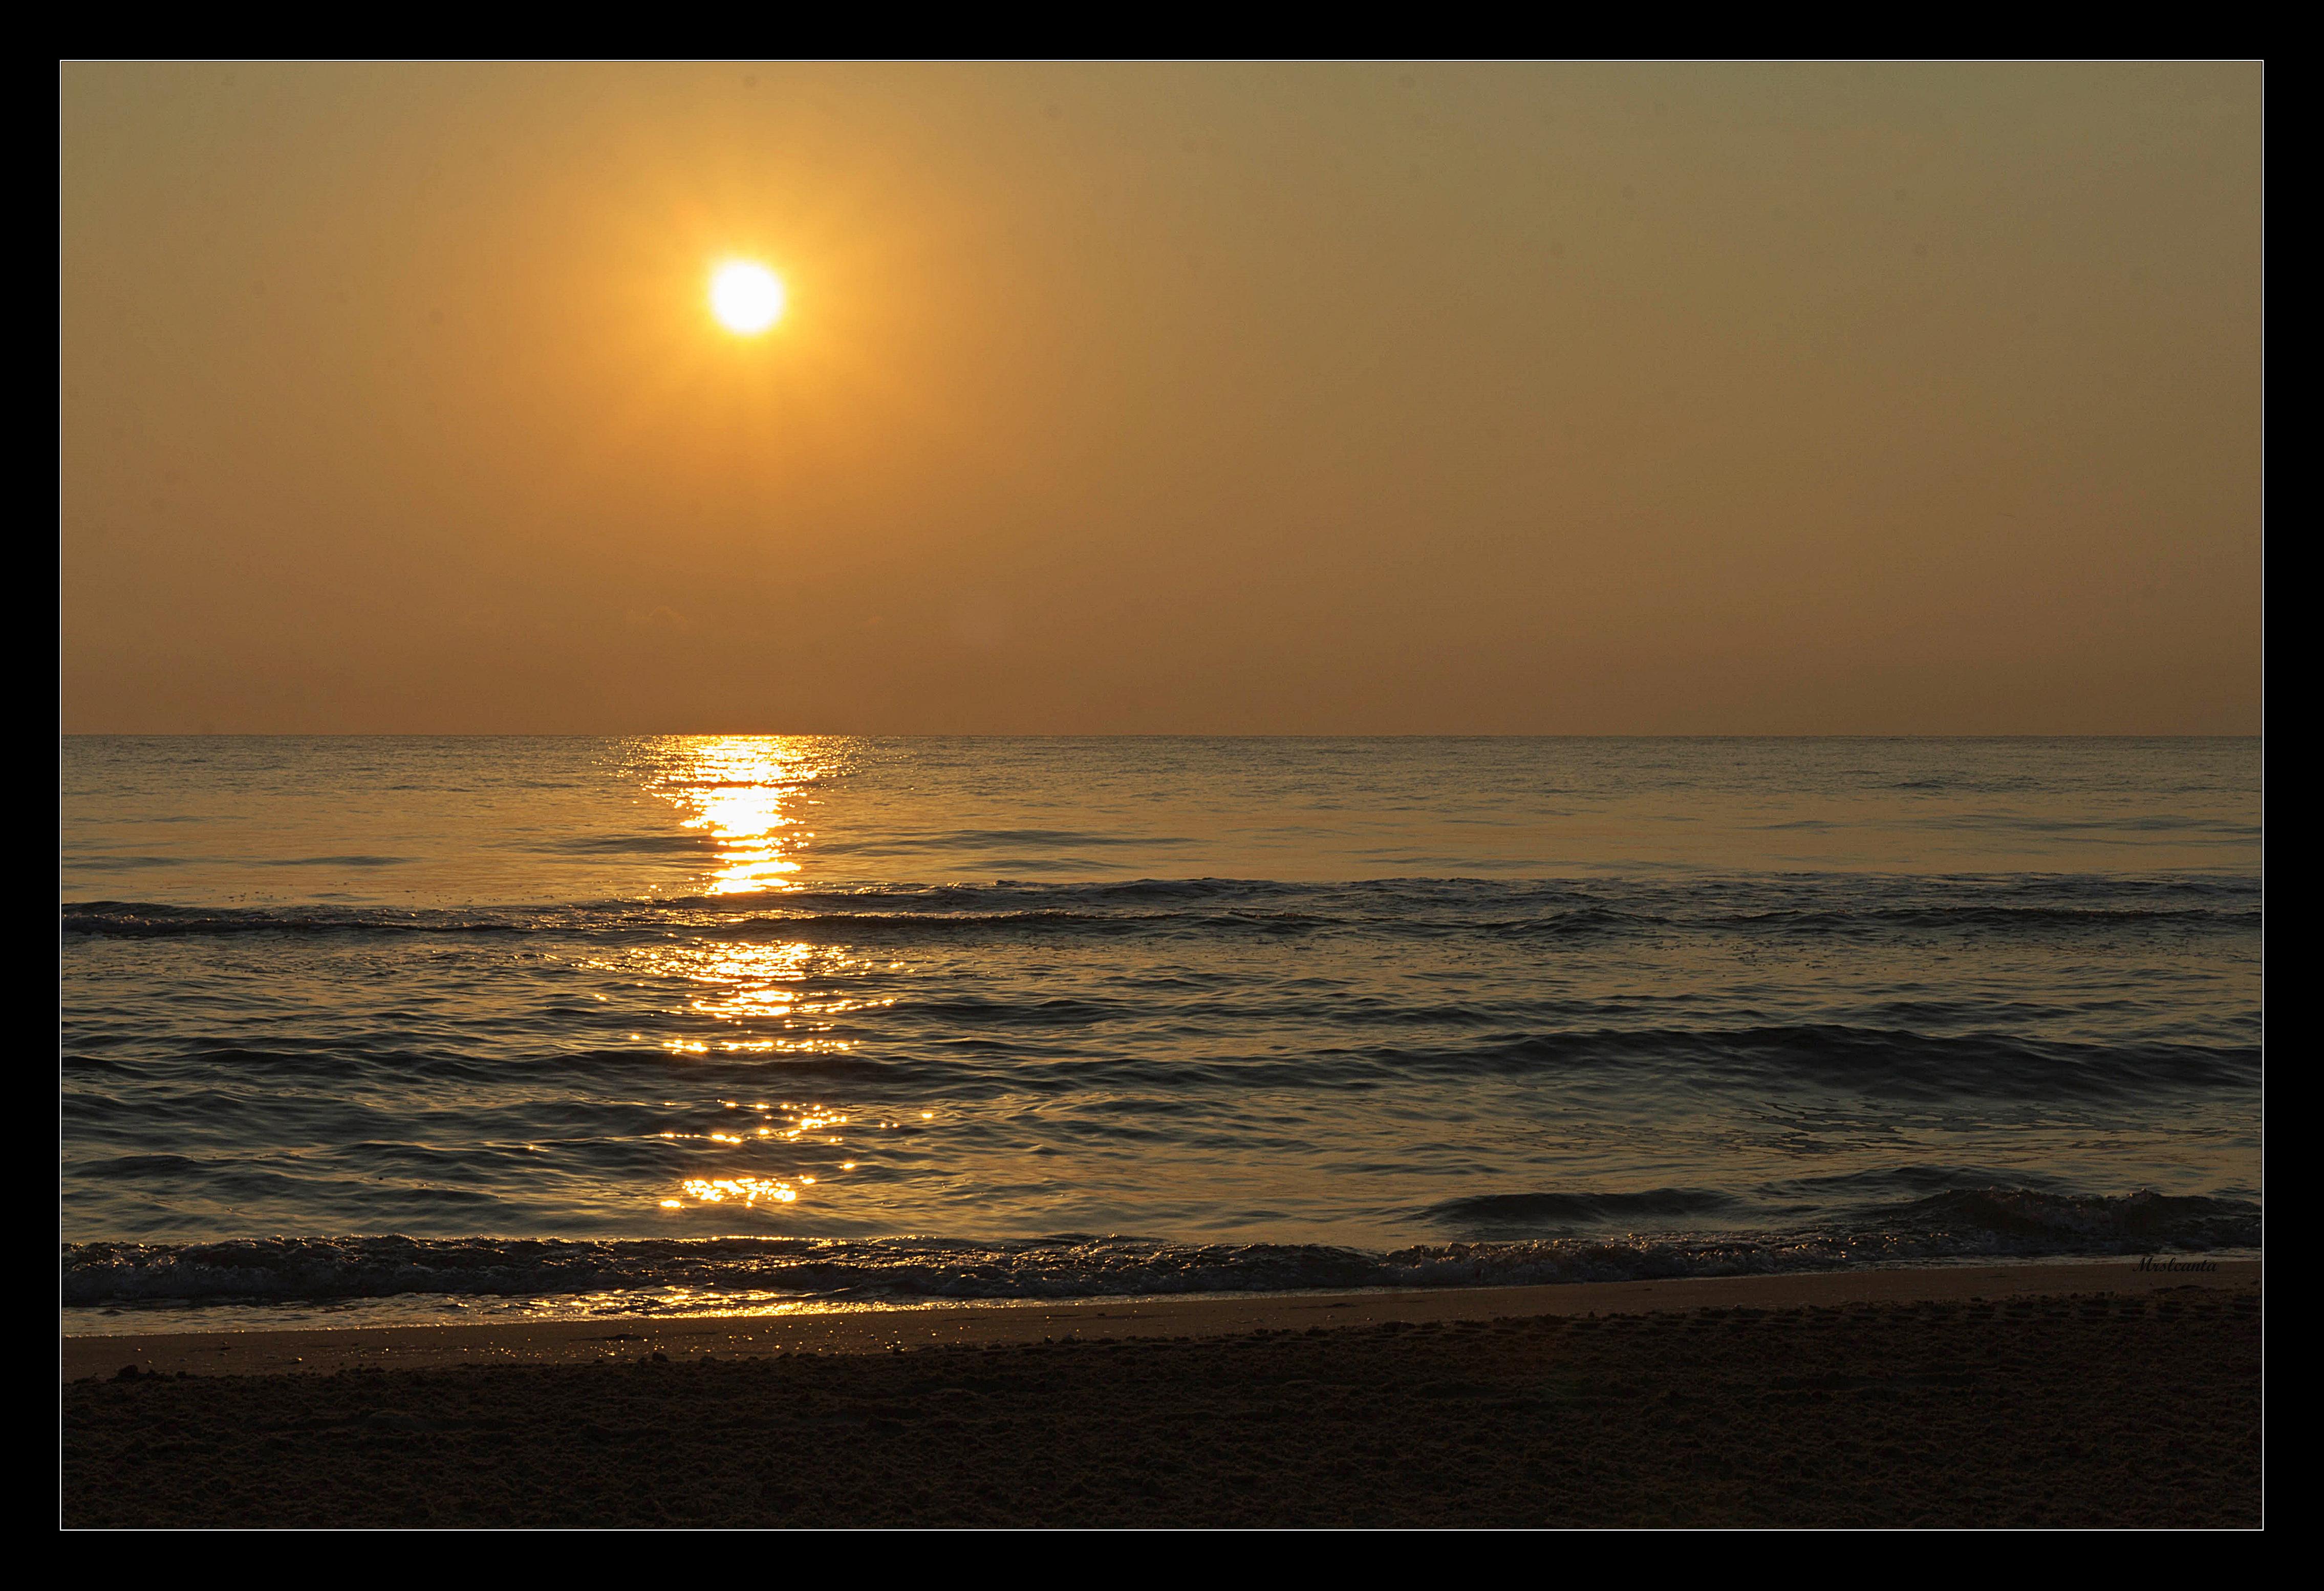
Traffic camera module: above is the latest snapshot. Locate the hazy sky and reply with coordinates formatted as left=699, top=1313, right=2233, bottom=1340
left=60, top=62, right=2261, bottom=734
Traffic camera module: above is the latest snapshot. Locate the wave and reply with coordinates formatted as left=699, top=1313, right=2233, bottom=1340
left=61, top=1189, right=2257, bottom=1312
left=61, top=873, right=2262, bottom=942
left=1884, top=1187, right=2258, bottom=1246
left=1423, top=1189, right=1738, bottom=1228
left=56, top=1022, right=2257, bottom=1103
left=826, top=829, right=1199, bottom=852
left=1323, top=1026, right=2256, bottom=1098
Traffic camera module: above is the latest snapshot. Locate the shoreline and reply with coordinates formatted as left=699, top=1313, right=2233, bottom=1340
left=62, top=1256, right=2258, bottom=1380
left=66, top=1257, right=2262, bottom=1525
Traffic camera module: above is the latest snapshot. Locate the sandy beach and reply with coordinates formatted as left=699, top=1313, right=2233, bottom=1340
left=63, top=1260, right=2260, bottom=1526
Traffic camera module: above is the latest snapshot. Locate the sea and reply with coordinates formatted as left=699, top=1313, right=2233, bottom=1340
left=61, top=736, right=2262, bottom=1333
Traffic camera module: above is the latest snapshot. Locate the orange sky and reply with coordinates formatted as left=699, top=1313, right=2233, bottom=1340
left=60, top=62, right=2262, bottom=734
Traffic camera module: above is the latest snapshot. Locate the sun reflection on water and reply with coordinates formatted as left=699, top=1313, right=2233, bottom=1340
left=648, top=736, right=835, bottom=896
left=633, top=740, right=923, bottom=1218
left=669, top=1176, right=798, bottom=1207
left=654, top=1101, right=907, bottom=1214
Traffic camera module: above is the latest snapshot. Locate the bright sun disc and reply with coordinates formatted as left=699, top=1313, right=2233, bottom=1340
left=709, top=262, right=785, bottom=334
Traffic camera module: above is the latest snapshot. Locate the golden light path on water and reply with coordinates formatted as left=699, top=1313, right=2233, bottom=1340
left=642, top=737, right=927, bottom=1219
left=659, top=735, right=820, bottom=896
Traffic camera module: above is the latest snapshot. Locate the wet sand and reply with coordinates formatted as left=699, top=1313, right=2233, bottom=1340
left=61, top=1259, right=2257, bottom=1377
left=62, top=1261, right=2261, bottom=1527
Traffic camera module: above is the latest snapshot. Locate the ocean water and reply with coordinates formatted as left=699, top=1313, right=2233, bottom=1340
left=61, top=736, right=2263, bottom=1331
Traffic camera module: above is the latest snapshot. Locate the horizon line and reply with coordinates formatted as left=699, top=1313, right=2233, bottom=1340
left=56, top=729, right=2264, bottom=741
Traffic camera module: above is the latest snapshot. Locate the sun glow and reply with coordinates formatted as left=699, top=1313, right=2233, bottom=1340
left=709, top=261, right=785, bottom=334
left=650, top=736, right=827, bottom=895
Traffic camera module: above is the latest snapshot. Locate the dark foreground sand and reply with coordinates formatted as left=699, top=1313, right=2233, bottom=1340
left=63, top=1264, right=2260, bottom=1528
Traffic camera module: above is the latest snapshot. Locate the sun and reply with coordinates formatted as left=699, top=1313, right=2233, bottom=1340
left=709, top=261, right=785, bottom=334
